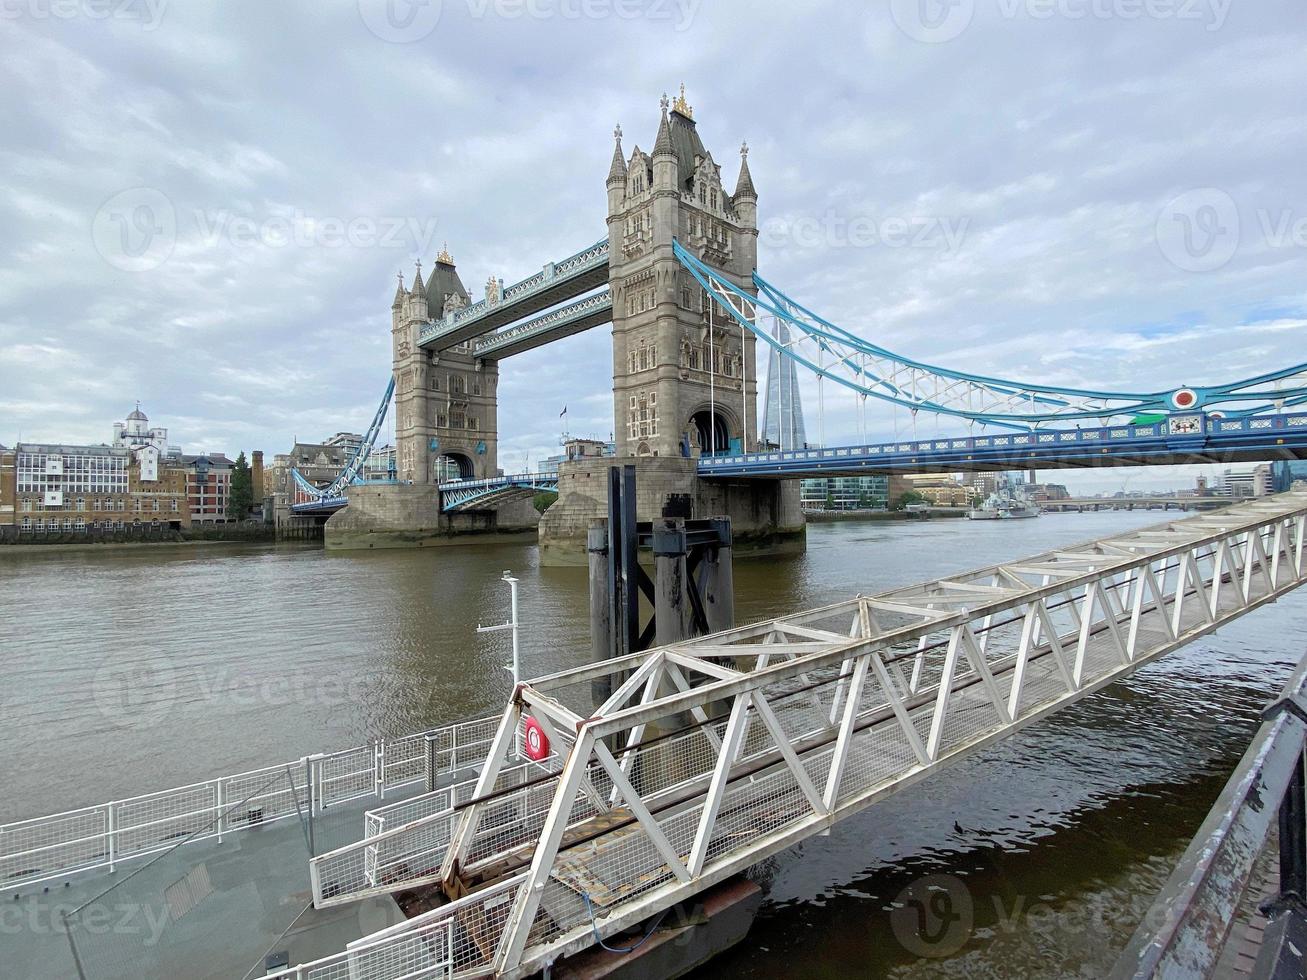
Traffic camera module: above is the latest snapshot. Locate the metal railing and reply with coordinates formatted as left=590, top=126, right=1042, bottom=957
left=1112, top=654, right=1307, bottom=979
left=262, top=493, right=1307, bottom=980
left=701, top=411, right=1307, bottom=476
left=0, top=715, right=500, bottom=890
left=419, top=238, right=610, bottom=346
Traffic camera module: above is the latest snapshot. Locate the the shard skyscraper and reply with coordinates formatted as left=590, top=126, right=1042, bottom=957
left=760, top=320, right=808, bottom=450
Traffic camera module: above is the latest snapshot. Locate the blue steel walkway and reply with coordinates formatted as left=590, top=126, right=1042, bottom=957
left=699, top=411, right=1307, bottom=478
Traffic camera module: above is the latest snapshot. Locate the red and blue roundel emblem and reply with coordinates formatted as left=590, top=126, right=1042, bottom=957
left=1171, top=388, right=1199, bottom=410
left=524, top=717, right=550, bottom=761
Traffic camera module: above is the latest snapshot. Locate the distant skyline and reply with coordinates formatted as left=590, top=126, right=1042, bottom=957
left=1, top=1, right=1303, bottom=497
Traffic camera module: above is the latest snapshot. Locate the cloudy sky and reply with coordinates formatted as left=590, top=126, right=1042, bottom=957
left=1, top=0, right=1303, bottom=492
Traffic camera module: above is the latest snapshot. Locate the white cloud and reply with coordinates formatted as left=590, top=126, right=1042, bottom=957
left=0, top=0, right=1302, bottom=499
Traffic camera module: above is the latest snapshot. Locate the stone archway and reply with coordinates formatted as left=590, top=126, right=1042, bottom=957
left=436, top=452, right=475, bottom=481
left=688, top=409, right=732, bottom=457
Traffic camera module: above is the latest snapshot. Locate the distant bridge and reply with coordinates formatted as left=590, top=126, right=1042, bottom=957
left=1041, top=497, right=1232, bottom=513
left=698, top=411, right=1307, bottom=479
left=291, top=472, right=558, bottom=516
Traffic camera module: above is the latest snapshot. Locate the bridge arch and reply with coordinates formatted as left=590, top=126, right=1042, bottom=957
left=687, top=405, right=736, bottom=457
left=436, top=452, right=475, bottom=481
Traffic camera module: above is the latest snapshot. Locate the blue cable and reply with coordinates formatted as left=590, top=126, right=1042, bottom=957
left=581, top=891, right=671, bottom=954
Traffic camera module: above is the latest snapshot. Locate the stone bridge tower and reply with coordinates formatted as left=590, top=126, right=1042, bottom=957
left=391, top=249, right=499, bottom=483
left=606, top=86, right=759, bottom=459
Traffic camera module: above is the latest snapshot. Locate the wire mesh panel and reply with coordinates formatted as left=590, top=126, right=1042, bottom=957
left=314, top=746, right=378, bottom=811
left=51, top=768, right=313, bottom=980
left=0, top=715, right=500, bottom=891
left=0, top=805, right=110, bottom=884
left=259, top=497, right=1307, bottom=979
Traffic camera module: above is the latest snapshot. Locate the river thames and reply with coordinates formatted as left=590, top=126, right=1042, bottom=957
left=2, top=511, right=1305, bottom=977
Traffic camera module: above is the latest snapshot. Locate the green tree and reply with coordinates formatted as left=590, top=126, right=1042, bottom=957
left=533, top=491, right=557, bottom=514
left=227, top=452, right=254, bottom=520
left=890, top=490, right=928, bottom=512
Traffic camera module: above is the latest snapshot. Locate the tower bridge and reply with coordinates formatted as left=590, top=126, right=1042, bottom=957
left=288, top=86, right=1307, bottom=555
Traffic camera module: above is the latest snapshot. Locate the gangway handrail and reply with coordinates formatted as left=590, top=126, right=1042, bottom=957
left=1112, top=653, right=1307, bottom=979
left=0, top=713, right=499, bottom=890
left=265, top=493, right=1307, bottom=980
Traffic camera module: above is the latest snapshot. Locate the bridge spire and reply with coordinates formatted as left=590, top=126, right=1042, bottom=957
left=607, top=123, right=627, bottom=185
left=392, top=271, right=406, bottom=309
left=653, top=97, right=674, bottom=158
left=734, top=140, right=757, bottom=201
left=410, top=260, right=426, bottom=298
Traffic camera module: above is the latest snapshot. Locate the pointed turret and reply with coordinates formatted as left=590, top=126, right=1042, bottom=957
left=607, top=124, right=628, bottom=185
left=409, top=260, right=426, bottom=298
left=734, top=141, right=757, bottom=201
left=653, top=95, right=675, bottom=159
left=392, top=272, right=406, bottom=309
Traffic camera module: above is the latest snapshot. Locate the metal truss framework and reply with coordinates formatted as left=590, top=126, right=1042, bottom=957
left=291, top=377, right=396, bottom=503
left=471, top=290, right=612, bottom=360
left=438, top=473, right=559, bottom=513
left=673, top=241, right=1307, bottom=428
left=276, top=492, right=1307, bottom=980
left=419, top=239, right=610, bottom=352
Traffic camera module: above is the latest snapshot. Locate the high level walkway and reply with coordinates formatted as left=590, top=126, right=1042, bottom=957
left=418, top=239, right=609, bottom=353
left=280, top=491, right=1307, bottom=980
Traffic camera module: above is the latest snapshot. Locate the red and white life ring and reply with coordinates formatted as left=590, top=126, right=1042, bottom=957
left=524, top=717, right=550, bottom=761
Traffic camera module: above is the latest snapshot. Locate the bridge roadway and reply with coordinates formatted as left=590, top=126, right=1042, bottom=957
left=291, top=411, right=1306, bottom=517
left=1042, top=497, right=1228, bottom=512
left=282, top=491, right=1307, bottom=980
left=699, top=410, right=1307, bottom=478
left=291, top=473, right=558, bottom=516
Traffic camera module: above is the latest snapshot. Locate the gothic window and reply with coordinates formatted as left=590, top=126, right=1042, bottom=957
left=710, top=188, right=718, bottom=209
left=432, top=377, right=439, bottom=391
left=473, top=382, right=480, bottom=395
left=468, top=416, right=478, bottom=430
left=437, top=413, right=447, bottom=427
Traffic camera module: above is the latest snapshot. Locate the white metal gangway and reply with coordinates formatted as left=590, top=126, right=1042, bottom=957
left=275, top=492, right=1307, bottom=980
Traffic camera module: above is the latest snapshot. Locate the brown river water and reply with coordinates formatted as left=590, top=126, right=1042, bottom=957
left=1, top=511, right=1304, bottom=977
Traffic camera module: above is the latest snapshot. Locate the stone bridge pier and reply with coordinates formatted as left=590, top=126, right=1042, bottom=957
left=538, top=455, right=804, bottom=566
